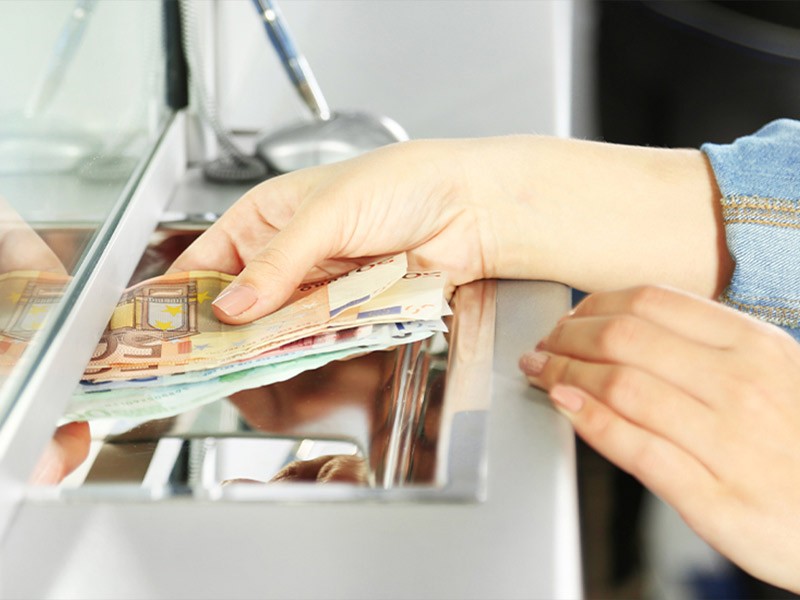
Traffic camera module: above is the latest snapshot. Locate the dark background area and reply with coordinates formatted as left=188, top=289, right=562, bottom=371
left=582, top=1, right=800, bottom=598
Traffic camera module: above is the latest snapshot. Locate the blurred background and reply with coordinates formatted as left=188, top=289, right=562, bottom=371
left=582, top=2, right=800, bottom=599
left=2, top=1, right=800, bottom=598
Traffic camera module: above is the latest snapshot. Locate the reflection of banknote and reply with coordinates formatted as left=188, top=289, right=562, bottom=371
left=64, top=321, right=442, bottom=422
left=0, top=254, right=449, bottom=422
left=83, top=254, right=408, bottom=381
left=0, top=271, right=69, bottom=369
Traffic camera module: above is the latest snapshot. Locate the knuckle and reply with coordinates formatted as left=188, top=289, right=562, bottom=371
left=601, top=367, right=640, bottom=412
left=627, top=285, right=670, bottom=316
left=729, top=377, right=767, bottom=413
left=730, top=325, right=799, bottom=393
left=540, top=354, right=574, bottom=387
left=578, top=401, right=614, bottom=440
left=739, top=321, right=777, bottom=353
left=753, top=325, right=795, bottom=362
left=247, top=246, right=293, bottom=280
left=597, top=316, right=642, bottom=356
left=627, top=441, right=661, bottom=480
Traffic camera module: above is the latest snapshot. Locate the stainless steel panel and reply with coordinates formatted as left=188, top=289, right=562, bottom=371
left=1, top=280, right=580, bottom=600
left=45, top=226, right=495, bottom=503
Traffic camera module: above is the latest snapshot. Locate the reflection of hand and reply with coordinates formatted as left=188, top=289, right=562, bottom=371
left=270, top=454, right=368, bottom=484
left=223, top=455, right=368, bottom=486
left=0, top=196, right=64, bottom=274
left=29, top=421, right=90, bottom=485
left=519, top=286, right=800, bottom=593
left=228, top=351, right=389, bottom=433
left=0, top=197, right=90, bottom=485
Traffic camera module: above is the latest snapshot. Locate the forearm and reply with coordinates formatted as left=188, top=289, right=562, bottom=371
left=466, top=135, right=733, bottom=298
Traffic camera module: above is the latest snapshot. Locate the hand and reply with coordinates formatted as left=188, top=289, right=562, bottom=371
left=171, top=136, right=729, bottom=325
left=29, top=421, right=90, bottom=485
left=519, top=285, right=800, bottom=592
left=269, top=454, right=368, bottom=484
left=171, top=140, right=495, bottom=324
left=0, top=196, right=91, bottom=485
left=0, top=195, right=65, bottom=274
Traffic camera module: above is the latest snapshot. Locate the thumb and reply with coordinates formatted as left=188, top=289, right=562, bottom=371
left=210, top=214, right=333, bottom=324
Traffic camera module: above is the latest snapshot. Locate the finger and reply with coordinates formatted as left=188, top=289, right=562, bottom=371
left=521, top=351, right=719, bottom=473
left=548, top=384, right=721, bottom=519
left=30, top=421, right=90, bottom=484
left=210, top=207, right=338, bottom=323
left=168, top=170, right=314, bottom=275
left=539, top=314, right=729, bottom=405
left=571, top=286, right=751, bottom=349
left=0, top=224, right=67, bottom=274
left=168, top=224, right=247, bottom=275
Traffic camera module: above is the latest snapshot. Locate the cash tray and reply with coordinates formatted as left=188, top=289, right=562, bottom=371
left=53, top=227, right=496, bottom=503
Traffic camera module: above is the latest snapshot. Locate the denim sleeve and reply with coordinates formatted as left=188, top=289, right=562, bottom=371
left=701, top=119, right=800, bottom=342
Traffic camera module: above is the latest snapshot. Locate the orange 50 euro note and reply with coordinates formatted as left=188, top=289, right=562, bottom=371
left=83, top=253, right=412, bottom=382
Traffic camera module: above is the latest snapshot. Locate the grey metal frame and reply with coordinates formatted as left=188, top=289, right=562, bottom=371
left=0, top=113, right=185, bottom=536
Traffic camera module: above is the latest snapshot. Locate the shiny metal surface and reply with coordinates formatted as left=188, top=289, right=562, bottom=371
left=3, top=280, right=580, bottom=600
left=49, top=224, right=495, bottom=501
left=256, top=111, right=408, bottom=173
left=249, top=0, right=407, bottom=173
left=0, top=114, right=184, bottom=537
left=1, top=150, right=578, bottom=596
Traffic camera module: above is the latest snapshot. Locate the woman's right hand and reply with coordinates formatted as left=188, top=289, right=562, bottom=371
left=171, top=134, right=728, bottom=324
left=171, top=139, right=499, bottom=324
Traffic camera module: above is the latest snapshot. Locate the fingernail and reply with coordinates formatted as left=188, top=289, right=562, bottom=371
left=519, top=351, right=549, bottom=376
left=550, top=385, right=586, bottom=414
left=212, top=283, right=258, bottom=317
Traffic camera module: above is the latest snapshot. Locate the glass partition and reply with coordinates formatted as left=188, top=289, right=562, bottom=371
left=0, top=1, right=172, bottom=431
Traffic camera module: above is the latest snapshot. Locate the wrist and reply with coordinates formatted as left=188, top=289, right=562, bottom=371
left=455, top=135, right=732, bottom=296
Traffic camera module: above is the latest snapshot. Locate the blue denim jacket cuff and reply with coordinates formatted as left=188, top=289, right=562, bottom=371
left=701, top=119, right=800, bottom=341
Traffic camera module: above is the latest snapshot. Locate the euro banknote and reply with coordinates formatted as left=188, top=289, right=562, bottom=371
left=0, top=254, right=450, bottom=423
left=83, top=253, right=409, bottom=380
left=63, top=320, right=443, bottom=422
left=0, top=270, right=69, bottom=370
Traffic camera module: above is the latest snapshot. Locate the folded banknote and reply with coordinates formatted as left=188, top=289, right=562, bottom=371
left=67, top=253, right=449, bottom=422
left=83, top=253, right=411, bottom=379
left=0, top=255, right=450, bottom=423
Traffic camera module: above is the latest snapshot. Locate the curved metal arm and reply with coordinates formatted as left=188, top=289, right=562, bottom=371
left=251, top=0, right=331, bottom=121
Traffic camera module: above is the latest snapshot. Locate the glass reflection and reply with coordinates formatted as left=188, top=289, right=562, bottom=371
left=0, top=0, right=169, bottom=474
left=0, top=0, right=166, bottom=189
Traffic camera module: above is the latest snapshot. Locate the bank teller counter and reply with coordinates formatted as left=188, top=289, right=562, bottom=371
left=58, top=225, right=495, bottom=499
left=0, top=134, right=581, bottom=597
left=0, top=3, right=580, bottom=595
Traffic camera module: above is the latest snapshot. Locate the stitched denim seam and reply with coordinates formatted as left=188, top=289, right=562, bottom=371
left=722, top=195, right=800, bottom=228
left=719, top=293, right=800, bottom=328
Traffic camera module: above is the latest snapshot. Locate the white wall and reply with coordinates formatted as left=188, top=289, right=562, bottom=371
left=213, top=0, right=574, bottom=140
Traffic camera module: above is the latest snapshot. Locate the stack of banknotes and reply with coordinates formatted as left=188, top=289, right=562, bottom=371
left=56, top=253, right=449, bottom=422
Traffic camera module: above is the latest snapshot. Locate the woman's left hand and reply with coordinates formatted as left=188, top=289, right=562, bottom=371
left=519, top=285, right=800, bottom=593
